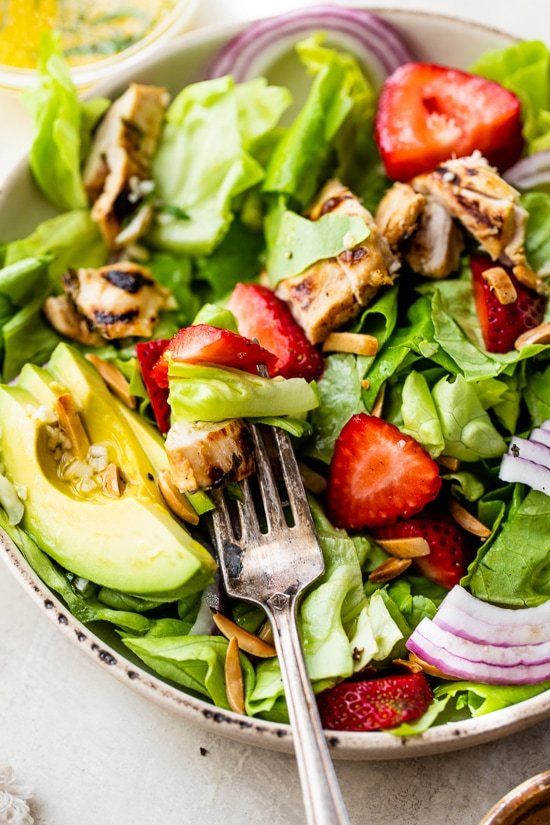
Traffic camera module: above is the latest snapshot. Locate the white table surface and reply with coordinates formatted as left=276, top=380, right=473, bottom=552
left=1, top=2, right=549, bottom=824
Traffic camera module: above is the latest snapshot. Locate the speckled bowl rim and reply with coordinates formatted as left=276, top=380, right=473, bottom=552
left=1, top=8, right=549, bottom=761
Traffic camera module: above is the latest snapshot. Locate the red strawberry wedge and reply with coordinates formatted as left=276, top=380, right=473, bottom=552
left=135, top=339, right=171, bottom=434
left=227, top=283, right=324, bottom=381
left=318, top=673, right=433, bottom=732
left=375, top=63, right=523, bottom=180
left=327, top=414, right=441, bottom=529
left=375, top=513, right=477, bottom=589
left=471, top=256, right=546, bottom=353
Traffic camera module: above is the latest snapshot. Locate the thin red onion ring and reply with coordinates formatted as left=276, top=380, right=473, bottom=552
left=504, top=151, right=550, bottom=190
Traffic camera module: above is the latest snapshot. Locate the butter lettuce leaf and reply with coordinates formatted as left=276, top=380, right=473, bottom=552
left=168, top=363, right=318, bottom=422
left=151, top=76, right=290, bottom=255
left=522, top=192, right=550, bottom=273
left=195, top=218, right=263, bottom=299
left=524, top=364, right=550, bottom=425
left=434, top=681, right=550, bottom=717
left=147, top=252, right=199, bottom=324
left=468, top=490, right=550, bottom=607
left=401, top=371, right=444, bottom=457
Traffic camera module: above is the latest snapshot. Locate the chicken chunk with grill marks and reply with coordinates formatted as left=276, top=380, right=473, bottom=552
left=375, top=182, right=426, bottom=250
left=62, top=262, right=172, bottom=340
left=276, top=180, right=399, bottom=344
left=166, top=419, right=255, bottom=493
left=43, top=295, right=104, bottom=347
left=406, top=199, right=464, bottom=279
left=83, top=83, right=169, bottom=249
left=410, top=152, right=529, bottom=269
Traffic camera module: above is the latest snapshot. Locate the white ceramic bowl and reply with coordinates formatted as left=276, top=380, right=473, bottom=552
left=1, top=8, right=549, bottom=760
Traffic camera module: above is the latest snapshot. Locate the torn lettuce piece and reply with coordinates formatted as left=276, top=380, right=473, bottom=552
left=524, top=364, right=550, bottom=425
left=147, top=252, right=200, bottom=325
left=467, top=490, right=550, bottom=607
left=195, top=218, right=264, bottom=300
left=192, top=303, right=238, bottom=333
left=431, top=375, right=507, bottom=462
left=307, top=353, right=364, bottom=463
left=24, top=35, right=109, bottom=211
left=151, top=76, right=290, bottom=255
left=2, top=291, right=60, bottom=382
left=168, top=362, right=318, bottom=422
left=265, top=199, right=369, bottom=286
left=401, top=371, right=444, bottom=457
left=523, top=192, right=550, bottom=273
left=443, top=471, right=486, bottom=502
left=435, top=680, right=550, bottom=717
left=0, top=256, right=51, bottom=307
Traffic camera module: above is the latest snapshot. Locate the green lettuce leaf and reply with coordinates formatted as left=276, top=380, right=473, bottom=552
left=431, top=375, right=507, bottom=461
left=443, top=471, right=486, bottom=502
left=401, top=371, right=445, bottom=457
left=151, top=76, right=290, bottom=255
left=168, top=362, right=318, bottom=422
left=522, top=192, right=550, bottom=273
left=0, top=256, right=51, bottom=306
left=352, top=286, right=399, bottom=373
left=147, top=252, right=200, bottom=324
left=306, top=353, right=364, bottom=463
left=195, top=218, right=263, bottom=299
left=192, top=303, right=238, bottom=332
left=435, top=680, right=550, bottom=717
left=265, top=200, right=369, bottom=286
left=471, top=41, right=550, bottom=153
left=468, top=490, right=550, bottom=606
left=524, top=364, right=550, bottom=425
left=24, top=36, right=109, bottom=211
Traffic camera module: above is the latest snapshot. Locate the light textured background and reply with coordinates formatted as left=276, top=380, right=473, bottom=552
left=1, top=2, right=549, bottom=824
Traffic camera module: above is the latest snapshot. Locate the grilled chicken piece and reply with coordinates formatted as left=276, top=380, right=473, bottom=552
left=375, top=183, right=426, bottom=250
left=166, top=419, right=255, bottom=493
left=63, top=262, right=171, bottom=340
left=276, top=180, right=399, bottom=344
left=43, top=295, right=103, bottom=347
left=411, top=153, right=528, bottom=267
left=83, top=83, right=168, bottom=249
left=406, top=199, right=464, bottom=279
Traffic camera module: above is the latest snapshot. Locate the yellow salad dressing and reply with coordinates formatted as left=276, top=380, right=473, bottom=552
left=0, top=0, right=177, bottom=69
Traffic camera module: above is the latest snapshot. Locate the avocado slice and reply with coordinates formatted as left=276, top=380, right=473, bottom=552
left=0, top=344, right=216, bottom=598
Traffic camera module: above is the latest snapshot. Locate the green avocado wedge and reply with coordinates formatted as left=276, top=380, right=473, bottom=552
left=0, top=344, right=216, bottom=599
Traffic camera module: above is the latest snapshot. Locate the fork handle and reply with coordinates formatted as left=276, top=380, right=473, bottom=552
left=265, top=594, right=351, bottom=825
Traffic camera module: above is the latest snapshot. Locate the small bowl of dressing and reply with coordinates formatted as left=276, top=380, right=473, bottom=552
left=0, top=0, right=198, bottom=91
left=479, top=772, right=550, bottom=825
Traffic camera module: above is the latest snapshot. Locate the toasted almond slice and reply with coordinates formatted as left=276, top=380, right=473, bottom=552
left=102, top=462, right=125, bottom=497
left=512, top=264, right=546, bottom=293
left=257, top=620, right=275, bottom=646
left=515, top=321, right=550, bottom=351
left=482, top=266, right=517, bottom=305
left=55, top=394, right=90, bottom=460
left=437, top=455, right=460, bottom=472
left=361, top=378, right=370, bottom=390
left=368, top=557, right=412, bottom=583
left=225, top=637, right=245, bottom=715
left=377, top=537, right=430, bottom=558
left=449, top=498, right=491, bottom=538
left=158, top=469, right=199, bottom=526
left=393, top=657, right=422, bottom=674
left=213, top=613, right=276, bottom=658
left=85, top=354, right=136, bottom=409
left=322, top=332, right=379, bottom=357
left=298, top=462, right=327, bottom=495
left=409, top=653, right=460, bottom=680
left=370, top=384, right=386, bottom=418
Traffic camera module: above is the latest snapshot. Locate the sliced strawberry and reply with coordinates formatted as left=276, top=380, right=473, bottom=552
left=327, top=414, right=441, bottom=530
left=135, top=339, right=171, bottom=434
left=374, top=513, right=477, bottom=589
left=317, top=673, right=432, bottom=732
left=227, top=283, right=324, bottom=381
left=375, top=63, right=523, bottom=180
left=152, top=324, right=279, bottom=386
left=471, top=256, right=546, bottom=353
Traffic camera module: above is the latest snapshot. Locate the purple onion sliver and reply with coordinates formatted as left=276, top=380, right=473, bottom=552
left=504, top=150, right=550, bottom=189
left=509, top=436, right=550, bottom=471
left=434, top=613, right=550, bottom=648
left=531, top=428, right=550, bottom=449
left=499, top=454, right=550, bottom=495
left=440, top=586, right=550, bottom=626
left=542, top=420, right=550, bottom=432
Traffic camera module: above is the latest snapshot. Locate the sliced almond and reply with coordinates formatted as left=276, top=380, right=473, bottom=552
left=482, top=266, right=517, bottom=305
left=158, top=469, right=199, bottom=526
left=377, top=537, right=430, bottom=558
left=515, top=321, right=550, bottom=351
left=370, top=384, right=386, bottom=418
left=361, top=378, right=370, bottom=390
left=512, top=264, right=546, bottom=293
left=102, top=462, right=125, bottom=497
left=224, top=637, right=245, bottom=715
left=449, top=498, right=491, bottom=538
left=257, top=620, right=275, bottom=646
left=393, top=657, right=422, bottom=674
left=322, top=332, right=379, bottom=357
left=409, top=653, right=460, bottom=681
left=85, top=354, right=136, bottom=409
left=55, top=394, right=90, bottom=460
left=437, top=455, right=460, bottom=472
left=213, top=613, right=276, bottom=658
left=368, top=557, right=412, bottom=583
left=298, top=462, right=327, bottom=495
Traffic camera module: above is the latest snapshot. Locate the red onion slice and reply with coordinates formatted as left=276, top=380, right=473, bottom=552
left=499, top=454, right=550, bottom=494
left=509, top=436, right=550, bottom=470
left=415, top=618, right=550, bottom=667
left=542, top=420, right=550, bottom=432
left=206, top=5, right=414, bottom=84
left=531, top=428, right=550, bottom=449
left=504, top=151, right=550, bottom=190
left=407, top=630, right=550, bottom=685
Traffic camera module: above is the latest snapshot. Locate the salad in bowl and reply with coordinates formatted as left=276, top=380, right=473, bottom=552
left=0, top=5, right=548, bottom=738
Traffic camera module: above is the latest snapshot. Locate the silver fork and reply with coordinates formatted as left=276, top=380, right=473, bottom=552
left=210, top=422, right=350, bottom=825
